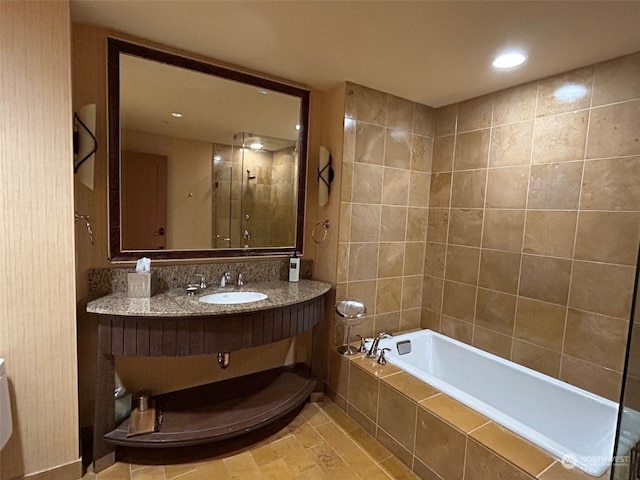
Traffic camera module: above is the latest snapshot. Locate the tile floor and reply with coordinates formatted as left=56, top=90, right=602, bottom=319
left=82, top=398, right=419, bottom=480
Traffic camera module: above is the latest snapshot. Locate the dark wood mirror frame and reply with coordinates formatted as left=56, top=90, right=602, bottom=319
left=107, top=38, right=310, bottom=261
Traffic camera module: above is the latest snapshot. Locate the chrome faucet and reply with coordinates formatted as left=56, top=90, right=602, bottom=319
left=366, top=332, right=391, bottom=358
left=220, top=272, right=232, bottom=287
left=237, top=273, right=245, bottom=286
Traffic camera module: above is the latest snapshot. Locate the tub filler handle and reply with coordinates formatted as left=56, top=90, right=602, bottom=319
left=366, top=332, right=391, bottom=358
left=378, top=348, right=391, bottom=365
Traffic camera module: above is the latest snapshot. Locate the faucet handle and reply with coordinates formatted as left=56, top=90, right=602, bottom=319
left=377, top=331, right=391, bottom=339
left=378, top=348, right=391, bottom=365
left=195, top=274, right=206, bottom=289
left=220, top=271, right=232, bottom=287
left=356, top=335, right=369, bottom=353
left=237, top=273, right=245, bottom=286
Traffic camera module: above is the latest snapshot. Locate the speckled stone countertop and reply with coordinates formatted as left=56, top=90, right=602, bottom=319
left=86, top=280, right=331, bottom=317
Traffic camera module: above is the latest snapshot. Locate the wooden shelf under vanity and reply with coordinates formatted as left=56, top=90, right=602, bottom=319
left=87, top=281, right=330, bottom=472
left=104, top=366, right=315, bottom=448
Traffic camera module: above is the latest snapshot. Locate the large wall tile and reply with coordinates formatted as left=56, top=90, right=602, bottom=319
left=586, top=99, right=640, bottom=158
left=434, top=104, right=458, bottom=137
left=472, top=326, right=512, bottom=359
left=424, top=242, right=446, bottom=278
left=356, top=85, right=387, bottom=125
left=528, top=162, right=583, bottom=210
left=411, top=134, right=432, bottom=172
left=519, top=255, right=572, bottom=306
left=560, top=355, right=622, bottom=401
left=532, top=110, right=588, bottom=164
left=536, top=66, right=593, bottom=117
left=465, top=439, right=533, bottom=480
left=457, top=95, right=494, bottom=132
left=352, top=163, right=383, bottom=204
left=387, top=94, right=414, bottom=131
left=478, top=250, right=521, bottom=294
left=429, top=172, right=452, bottom=207
left=592, top=52, right=640, bottom=106
left=514, top=297, right=566, bottom=351
left=377, top=382, right=417, bottom=451
left=349, top=363, right=379, bottom=422
left=511, top=340, right=561, bottom=378
left=489, top=121, right=533, bottom=167
left=581, top=156, right=640, bottom=211
left=378, top=242, right=405, bottom=278
left=384, top=128, right=411, bottom=169
left=450, top=170, right=486, bottom=208
left=414, top=103, right=434, bottom=137
left=382, top=167, right=410, bottom=205
left=574, top=211, right=640, bottom=265
left=493, top=82, right=537, bottom=126
left=355, top=122, right=385, bottom=164
left=485, top=166, right=529, bottom=209
left=445, top=245, right=481, bottom=285
left=404, top=241, right=426, bottom=276
left=432, top=135, right=454, bottom=172
left=350, top=204, right=381, bottom=242
left=448, top=208, right=484, bottom=247
left=475, top=288, right=517, bottom=335
left=523, top=211, right=577, bottom=258
left=569, top=261, right=635, bottom=318
left=380, top=206, right=407, bottom=241
left=453, top=129, right=490, bottom=170
left=442, top=281, right=476, bottom=321
left=482, top=209, right=525, bottom=253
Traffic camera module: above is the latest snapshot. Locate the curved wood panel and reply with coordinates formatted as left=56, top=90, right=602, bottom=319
left=98, top=295, right=324, bottom=356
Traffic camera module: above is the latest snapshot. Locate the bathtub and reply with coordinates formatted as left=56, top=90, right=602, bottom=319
left=375, top=329, right=633, bottom=477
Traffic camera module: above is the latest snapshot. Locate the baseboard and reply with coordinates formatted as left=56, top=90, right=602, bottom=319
left=20, top=458, right=82, bottom=480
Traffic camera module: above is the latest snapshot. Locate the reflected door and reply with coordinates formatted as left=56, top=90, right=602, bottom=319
left=121, top=151, right=168, bottom=250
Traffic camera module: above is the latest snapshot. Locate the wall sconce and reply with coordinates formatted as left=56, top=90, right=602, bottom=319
left=73, top=103, right=97, bottom=190
left=318, top=146, right=334, bottom=207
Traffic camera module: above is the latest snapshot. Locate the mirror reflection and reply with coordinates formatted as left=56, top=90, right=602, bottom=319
left=108, top=39, right=309, bottom=260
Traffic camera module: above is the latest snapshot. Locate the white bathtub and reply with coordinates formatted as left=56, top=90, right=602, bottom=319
left=376, top=329, right=632, bottom=477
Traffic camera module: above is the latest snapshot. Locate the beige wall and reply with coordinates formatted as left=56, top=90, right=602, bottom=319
left=334, top=83, right=435, bottom=344
left=122, top=129, right=213, bottom=249
left=422, top=52, right=640, bottom=401
left=0, top=1, right=81, bottom=479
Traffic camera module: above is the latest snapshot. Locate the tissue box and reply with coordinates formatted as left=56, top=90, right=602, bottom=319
left=127, top=271, right=158, bottom=298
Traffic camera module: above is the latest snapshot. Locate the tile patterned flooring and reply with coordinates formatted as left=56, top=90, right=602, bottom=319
left=83, top=398, right=419, bottom=480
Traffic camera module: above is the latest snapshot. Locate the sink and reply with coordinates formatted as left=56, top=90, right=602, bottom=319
left=199, top=291, right=268, bottom=305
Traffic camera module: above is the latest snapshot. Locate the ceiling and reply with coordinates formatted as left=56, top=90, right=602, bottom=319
left=70, top=1, right=640, bottom=108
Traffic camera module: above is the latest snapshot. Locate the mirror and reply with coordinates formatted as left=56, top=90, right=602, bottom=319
left=107, top=38, right=309, bottom=260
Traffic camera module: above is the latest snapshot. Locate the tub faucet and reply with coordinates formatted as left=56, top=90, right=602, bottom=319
left=366, top=332, right=391, bottom=358
left=195, top=274, right=206, bottom=289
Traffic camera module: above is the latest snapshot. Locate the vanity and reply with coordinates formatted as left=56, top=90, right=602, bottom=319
left=87, top=279, right=330, bottom=471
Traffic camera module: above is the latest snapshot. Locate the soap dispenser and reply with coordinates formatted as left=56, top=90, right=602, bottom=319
left=289, top=254, right=300, bottom=282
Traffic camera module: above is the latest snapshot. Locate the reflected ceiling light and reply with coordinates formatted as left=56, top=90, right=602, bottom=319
left=213, top=155, right=221, bottom=162
left=170, top=112, right=183, bottom=118
left=250, top=142, right=263, bottom=150
left=295, top=124, right=301, bottom=131
left=258, top=90, right=268, bottom=95
left=554, top=83, right=588, bottom=102
left=492, top=51, right=527, bottom=69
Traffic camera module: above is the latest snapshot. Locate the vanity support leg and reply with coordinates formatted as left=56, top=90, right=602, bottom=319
left=92, top=348, right=115, bottom=472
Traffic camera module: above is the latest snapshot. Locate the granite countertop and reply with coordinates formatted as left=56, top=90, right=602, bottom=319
left=86, top=279, right=331, bottom=317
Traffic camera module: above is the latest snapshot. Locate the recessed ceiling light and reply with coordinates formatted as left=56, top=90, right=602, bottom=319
left=492, top=51, right=527, bottom=69
left=250, top=142, right=263, bottom=150
left=295, top=124, right=301, bottom=131
left=170, top=112, right=183, bottom=118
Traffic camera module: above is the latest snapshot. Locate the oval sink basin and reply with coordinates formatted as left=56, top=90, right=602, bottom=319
left=199, top=291, right=268, bottom=305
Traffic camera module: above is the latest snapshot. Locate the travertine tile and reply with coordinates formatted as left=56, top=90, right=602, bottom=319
left=478, top=250, right=521, bottom=294
left=378, top=242, right=405, bottom=278
left=425, top=208, right=449, bottom=243
left=489, top=121, right=534, bottom=167
left=523, top=211, right=578, bottom=259
left=382, top=372, right=440, bottom=403
left=260, top=458, right=296, bottom=480
left=223, top=451, right=263, bottom=479
left=376, top=277, right=402, bottom=313
left=514, top=297, right=566, bottom=352
left=402, top=275, right=423, bottom=310
left=348, top=243, right=379, bottom=281
left=348, top=363, right=380, bottom=422
left=475, top=288, right=517, bottom=336
left=472, top=326, right=513, bottom=359
left=450, top=170, right=486, bottom=208
left=387, top=95, right=414, bottom=131
left=482, top=209, right=525, bottom=253
left=414, top=408, right=466, bottom=480
left=592, top=52, right=640, bottom=106
left=355, top=122, right=385, bottom=165
left=404, top=242, right=426, bottom=276
left=380, top=206, right=407, bottom=242
left=408, top=171, right=430, bottom=207
left=532, top=110, right=588, bottom=164
left=448, top=208, right=484, bottom=247
left=453, top=129, right=490, bottom=170
left=382, top=168, right=411, bottom=205
left=314, top=422, right=361, bottom=457
left=413, top=103, right=434, bottom=137
left=307, top=442, right=357, bottom=477
left=485, top=166, right=529, bottom=209
left=569, top=261, right=635, bottom=318
left=511, top=339, right=562, bottom=378
left=356, top=85, right=387, bottom=126
left=380, top=455, right=421, bottom=480
left=410, top=134, right=432, bottom=172
left=434, top=104, right=458, bottom=137
left=587, top=99, right=640, bottom=158
left=442, top=281, right=476, bottom=322
left=376, top=428, right=414, bottom=470
left=385, top=129, right=412, bottom=170
left=560, top=355, right=622, bottom=401
left=581, top=156, right=640, bottom=211
left=422, top=276, right=443, bottom=312
left=432, top=135, right=454, bottom=172
left=441, top=315, right=473, bottom=344
left=457, top=95, right=494, bottom=132
left=493, top=82, right=537, bottom=126
left=464, top=439, right=534, bottom=480
left=470, top=423, right=554, bottom=477
left=564, top=309, right=628, bottom=371
left=352, top=163, right=383, bottom=204
left=519, top=255, right=572, bottom=306
left=528, top=162, right=583, bottom=210
left=574, top=211, right=640, bottom=266
left=445, top=245, right=481, bottom=285
left=536, top=66, right=593, bottom=117
left=419, top=394, right=490, bottom=434
left=350, top=204, right=381, bottom=242
left=347, top=427, right=394, bottom=462
left=407, top=207, right=428, bottom=241
left=378, top=382, right=418, bottom=451
left=375, top=312, right=401, bottom=335
left=429, top=172, right=452, bottom=207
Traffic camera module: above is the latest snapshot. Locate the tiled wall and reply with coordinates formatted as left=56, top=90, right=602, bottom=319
left=335, top=83, right=435, bottom=343
left=422, top=52, right=640, bottom=401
